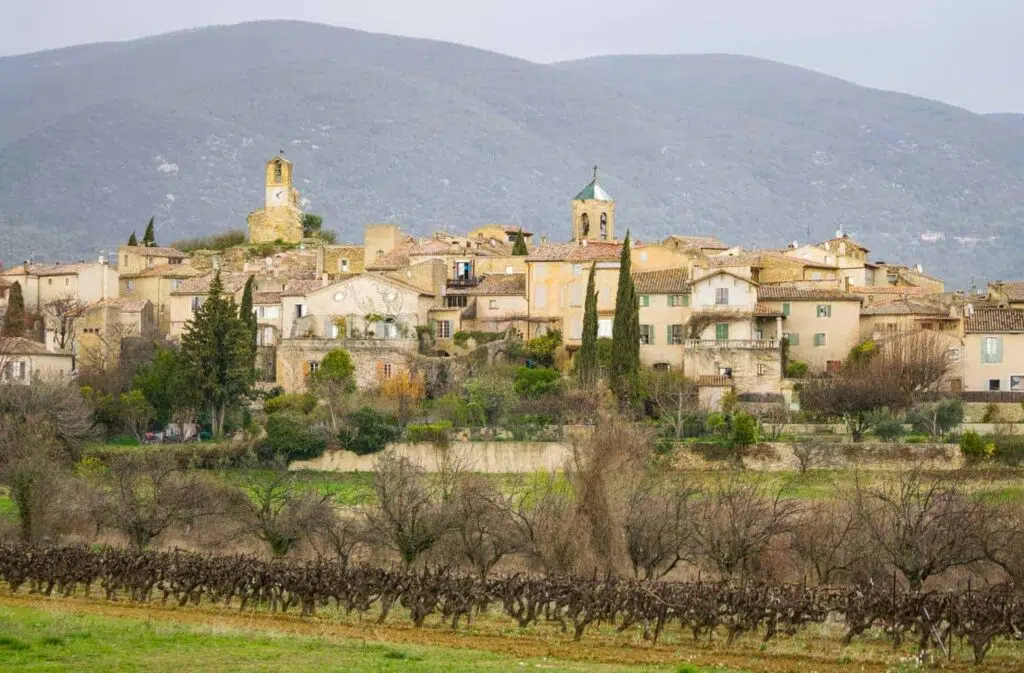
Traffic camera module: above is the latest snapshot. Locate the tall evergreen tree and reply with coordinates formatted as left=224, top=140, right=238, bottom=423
left=573, top=263, right=599, bottom=385
left=127, top=232, right=138, bottom=246
left=1, top=282, right=25, bottom=337
left=609, top=233, right=640, bottom=405
left=238, top=275, right=258, bottom=350
left=179, top=272, right=255, bottom=437
left=511, top=229, right=528, bottom=255
left=142, top=218, right=156, bottom=247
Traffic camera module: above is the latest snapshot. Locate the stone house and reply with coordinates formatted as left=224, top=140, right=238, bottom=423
left=757, top=283, right=863, bottom=373
left=117, top=245, right=189, bottom=275
left=168, top=273, right=256, bottom=338
left=119, top=263, right=201, bottom=333
left=449, top=273, right=529, bottom=335
left=73, top=298, right=155, bottom=371
left=859, top=297, right=961, bottom=341
left=1, top=260, right=118, bottom=311
left=634, top=268, right=691, bottom=370
left=963, top=308, right=1024, bottom=392
left=0, top=336, right=74, bottom=383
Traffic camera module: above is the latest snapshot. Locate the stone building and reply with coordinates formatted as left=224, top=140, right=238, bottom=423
left=247, top=154, right=303, bottom=244
left=571, top=169, right=615, bottom=243
left=757, top=283, right=863, bottom=373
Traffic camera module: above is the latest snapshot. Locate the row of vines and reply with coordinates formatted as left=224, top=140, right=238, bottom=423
left=1, top=545, right=1022, bottom=664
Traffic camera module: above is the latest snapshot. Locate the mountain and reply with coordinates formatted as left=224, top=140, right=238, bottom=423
left=988, top=113, right=1024, bottom=135
left=1, top=21, right=1022, bottom=287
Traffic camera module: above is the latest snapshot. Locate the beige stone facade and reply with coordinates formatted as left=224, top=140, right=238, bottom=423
left=2, top=261, right=118, bottom=311
left=963, top=309, right=1024, bottom=392
left=0, top=337, right=74, bottom=382
left=120, top=264, right=200, bottom=333
left=275, top=338, right=418, bottom=393
left=757, top=284, right=863, bottom=372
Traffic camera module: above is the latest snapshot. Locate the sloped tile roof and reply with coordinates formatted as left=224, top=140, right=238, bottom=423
left=665, top=235, right=728, bottom=250
left=965, top=309, right=1024, bottom=333
left=124, top=246, right=189, bottom=259
left=700, top=253, right=764, bottom=268
left=2, top=262, right=100, bottom=276
left=758, top=283, right=860, bottom=301
left=755, top=303, right=786, bottom=317
left=121, top=263, right=201, bottom=279
left=91, top=298, right=149, bottom=312
left=633, top=268, right=690, bottom=294
left=170, top=272, right=250, bottom=296
left=994, top=282, right=1024, bottom=302
left=861, top=298, right=949, bottom=316
left=0, top=336, right=59, bottom=355
left=252, top=292, right=283, bottom=304
left=850, top=284, right=930, bottom=297
left=468, top=274, right=526, bottom=297
left=281, top=278, right=326, bottom=296
left=526, top=241, right=623, bottom=262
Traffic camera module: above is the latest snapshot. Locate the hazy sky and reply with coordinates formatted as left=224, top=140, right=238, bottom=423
left=5, top=0, right=1023, bottom=113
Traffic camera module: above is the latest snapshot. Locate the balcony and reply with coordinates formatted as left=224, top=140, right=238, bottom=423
left=447, top=277, right=480, bottom=289
left=683, top=339, right=779, bottom=350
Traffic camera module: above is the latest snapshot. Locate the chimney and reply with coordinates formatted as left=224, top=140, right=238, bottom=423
left=581, top=239, right=588, bottom=247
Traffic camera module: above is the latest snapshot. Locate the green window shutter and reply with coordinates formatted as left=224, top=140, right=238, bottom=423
left=683, top=294, right=690, bottom=307
left=648, top=326, right=655, bottom=345
left=996, top=337, right=1004, bottom=364
left=668, top=324, right=673, bottom=343
left=640, top=295, right=649, bottom=307
left=782, top=302, right=791, bottom=316
left=715, top=323, right=729, bottom=341
left=982, top=337, right=989, bottom=363
left=789, top=333, right=799, bottom=346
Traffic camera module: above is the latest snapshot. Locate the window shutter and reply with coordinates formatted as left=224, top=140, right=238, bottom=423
left=648, top=326, right=654, bottom=345
left=996, top=337, right=1004, bottom=364
left=683, top=294, right=690, bottom=307
left=783, top=302, right=791, bottom=316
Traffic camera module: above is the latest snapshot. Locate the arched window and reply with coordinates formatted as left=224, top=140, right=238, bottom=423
left=600, top=213, right=608, bottom=238
left=273, top=161, right=283, bottom=182
left=580, top=213, right=590, bottom=237
left=376, top=249, right=384, bottom=259
left=339, top=258, right=349, bottom=273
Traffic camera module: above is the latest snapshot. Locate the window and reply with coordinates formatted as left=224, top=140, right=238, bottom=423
left=580, top=213, right=590, bottom=236
left=295, top=304, right=305, bottom=318
left=719, top=367, right=733, bottom=378
left=715, top=287, right=729, bottom=305
left=598, top=319, right=613, bottom=338
left=816, top=304, right=832, bottom=318
left=886, top=322, right=898, bottom=332
left=147, top=258, right=154, bottom=268
left=436, top=320, right=452, bottom=339
left=489, top=299, right=498, bottom=310
left=668, top=324, right=685, bottom=345
left=534, top=286, right=547, bottom=309
left=715, top=323, right=729, bottom=341
left=653, top=362, right=671, bottom=371
left=669, top=294, right=688, bottom=307
left=125, top=280, right=135, bottom=291
left=171, top=279, right=183, bottom=290
left=48, top=278, right=53, bottom=286
left=383, top=363, right=393, bottom=379
left=826, top=360, right=843, bottom=373
left=639, top=324, right=652, bottom=345
left=983, top=336, right=1003, bottom=364
left=990, top=379, right=1001, bottom=391
left=339, top=258, right=349, bottom=273
left=259, top=326, right=274, bottom=346
left=191, top=296, right=202, bottom=311
left=599, top=213, right=608, bottom=238
left=814, top=333, right=827, bottom=347
left=572, top=264, right=583, bottom=276
left=639, top=295, right=649, bottom=308
left=3, top=361, right=27, bottom=381
left=1011, top=376, right=1024, bottom=391
left=257, top=306, right=266, bottom=319
left=308, top=361, right=320, bottom=374
left=505, top=265, right=514, bottom=275
left=445, top=295, right=468, bottom=308
left=455, top=261, right=473, bottom=280
left=757, top=363, right=768, bottom=376
left=569, top=283, right=583, bottom=307
left=65, top=278, right=70, bottom=286
left=782, top=302, right=791, bottom=316
left=123, top=255, right=128, bottom=266
left=783, top=332, right=799, bottom=346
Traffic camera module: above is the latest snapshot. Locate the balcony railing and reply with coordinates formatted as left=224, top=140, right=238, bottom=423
left=447, top=277, right=481, bottom=288
left=683, top=339, right=779, bottom=350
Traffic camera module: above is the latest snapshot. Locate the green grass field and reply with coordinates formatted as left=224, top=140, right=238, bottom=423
left=0, top=604, right=728, bottom=673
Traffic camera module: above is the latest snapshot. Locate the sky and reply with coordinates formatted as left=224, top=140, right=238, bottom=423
left=4, top=0, right=1023, bottom=113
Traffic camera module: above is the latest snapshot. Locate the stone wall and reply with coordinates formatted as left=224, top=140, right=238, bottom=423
left=275, top=338, right=419, bottom=393
left=247, top=206, right=303, bottom=244
left=675, top=441, right=963, bottom=472
left=291, top=440, right=572, bottom=473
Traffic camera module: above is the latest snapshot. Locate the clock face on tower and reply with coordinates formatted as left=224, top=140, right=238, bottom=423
left=267, top=188, right=286, bottom=207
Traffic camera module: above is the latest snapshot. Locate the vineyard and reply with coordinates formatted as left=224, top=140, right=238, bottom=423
left=2, top=545, right=1022, bottom=666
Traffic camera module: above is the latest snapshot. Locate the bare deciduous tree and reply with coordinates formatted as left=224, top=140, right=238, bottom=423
left=790, top=493, right=869, bottom=584
left=41, top=295, right=84, bottom=352
left=792, top=441, right=830, bottom=474
left=646, top=370, right=700, bottom=439
left=624, top=476, right=696, bottom=579
left=365, top=454, right=448, bottom=567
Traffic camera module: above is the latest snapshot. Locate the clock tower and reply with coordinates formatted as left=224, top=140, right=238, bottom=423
left=247, top=153, right=304, bottom=244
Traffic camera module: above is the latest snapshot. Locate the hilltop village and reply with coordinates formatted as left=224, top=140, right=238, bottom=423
left=1, top=154, right=1020, bottom=399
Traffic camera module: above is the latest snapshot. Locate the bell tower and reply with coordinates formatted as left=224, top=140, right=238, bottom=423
left=571, top=166, right=615, bottom=242
left=248, top=152, right=303, bottom=244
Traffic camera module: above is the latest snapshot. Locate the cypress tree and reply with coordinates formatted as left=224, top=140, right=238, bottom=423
left=511, top=229, right=528, bottom=256
left=1, top=281, right=25, bottom=337
left=142, top=217, right=156, bottom=247
left=180, top=272, right=255, bottom=437
left=609, top=233, right=640, bottom=405
left=573, top=263, right=599, bottom=385
left=127, top=232, right=138, bottom=246
left=239, top=275, right=258, bottom=343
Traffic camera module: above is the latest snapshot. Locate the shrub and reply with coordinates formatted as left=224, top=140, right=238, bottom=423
left=464, top=373, right=518, bottom=425
left=264, top=392, right=317, bottom=415
left=784, top=360, right=809, bottom=379
left=523, top=329, right=562, bottom=367
left=982, top=402, right=1003, bottom=423
left=707, top=412, right=728, bottom=436
left=339, top=407, right=401, bottom=455
left=867, top=408, right=906, bottom=442
left=171, top=229, right=246, bottom=253
left=960, top=431, right=989, bottom=462
left=452, top=330, right=504, bottom=348
left=907, top=399, right=964, bottom=437
left=730, top=412, right=759, bottom=448
left=513, top=367, right=563, bottom=398
left=261, top=412, right=326, bottom=462
left=406, top=421, right=453, bottom=444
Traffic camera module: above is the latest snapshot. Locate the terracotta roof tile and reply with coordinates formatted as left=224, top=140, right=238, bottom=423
left=633, top=268, right=690, bottom=294
left=755, top=303, right=786, bottom=317
left=965, top=309, right=1024, bottom=333
left=0, top=336, right=60, bottom=355
left=252, top=292, right=283, bottom=304
left=2, top=262, right=101, bottom=276
left=850, top=285, right=930, bottom=297
left=700, top=253, right=763, bottom=268
left=468, top=274, right=526, bottom=297
left=664, top=235, right=729, bottom=250
left=758, top=283, right=860, bottom=301
left=526, top=241, right=623, bottom=262
left=121, top=263, right=200, bottom=279
left=993, top=282, right=1024, bottom=302
left=860, top=298, right=949, bottom=316
left=170, top=272, right=250, bottom=296
left=123, top=246, right=189, bottom=259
